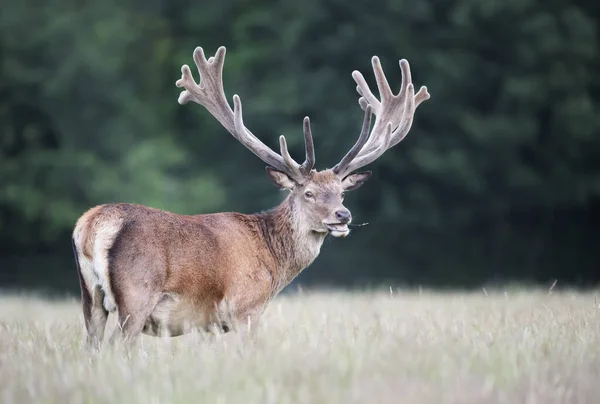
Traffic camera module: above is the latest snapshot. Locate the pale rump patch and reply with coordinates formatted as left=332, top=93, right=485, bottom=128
left=92, top=218, right=123, bottom=312
left=73, top=208, right=123, bottom=313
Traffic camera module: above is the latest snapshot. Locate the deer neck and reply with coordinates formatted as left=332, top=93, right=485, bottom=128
left=256, top=196, right=326, bottom=291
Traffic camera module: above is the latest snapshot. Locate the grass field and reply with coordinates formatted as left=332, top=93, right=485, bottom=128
left=0, top=288, right=599, bottom=404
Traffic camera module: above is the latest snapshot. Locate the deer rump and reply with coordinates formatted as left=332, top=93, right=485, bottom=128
left=73, top=203, right=277, bottom=340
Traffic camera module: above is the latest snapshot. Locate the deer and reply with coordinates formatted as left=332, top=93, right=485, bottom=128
left=72, top=45, right=430, bottom=349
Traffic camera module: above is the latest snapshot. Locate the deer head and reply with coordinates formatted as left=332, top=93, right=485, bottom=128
left=176, top=46, right=430, bottom=238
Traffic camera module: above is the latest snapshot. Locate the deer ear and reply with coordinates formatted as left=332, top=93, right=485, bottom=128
left=266, top=167, right=296, bottom=190
left=341, top=171, right=372, bottom=191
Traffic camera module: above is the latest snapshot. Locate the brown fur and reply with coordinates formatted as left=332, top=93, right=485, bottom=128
left=73, top=169, right=370, bottom=347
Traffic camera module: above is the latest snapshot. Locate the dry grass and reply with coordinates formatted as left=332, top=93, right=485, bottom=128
left=0, top=288, right=599, bottom=404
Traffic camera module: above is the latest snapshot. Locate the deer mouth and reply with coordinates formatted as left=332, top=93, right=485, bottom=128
left=324, top=223, right=350, bottom=237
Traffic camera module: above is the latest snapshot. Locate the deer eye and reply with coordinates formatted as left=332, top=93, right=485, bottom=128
left=341, top=192, right=345, bottom=199
left=304, top=191, right=314, bottom=199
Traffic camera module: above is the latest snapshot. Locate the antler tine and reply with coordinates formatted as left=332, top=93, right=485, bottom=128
left=332, top=106, right=373, bottom=175
left=358, top=97, right=369, bottom=111
left=372, top=56, right=394, bottom=102
left=277, top=116, right=316, bottom=178
left=278, top=135, right=303, bottom=178
left=398, top=59, right=412, bottom=98
left=352, top=70, right=380, bottom=111
left=176, top=45, right=312, bottom=182
left=387, top=86, right=430, bottom=148
left=415, top=86, right=431, bottom=107
left=300, top=117, right=316, bottom=175
left=334, top=55, right=430, bottom=177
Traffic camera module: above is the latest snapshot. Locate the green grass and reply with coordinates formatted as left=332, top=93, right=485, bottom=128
left=0, top=289, right=599, bottom=403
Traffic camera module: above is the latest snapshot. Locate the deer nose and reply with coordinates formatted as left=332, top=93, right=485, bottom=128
left=335, top=209, right=352, bottom=224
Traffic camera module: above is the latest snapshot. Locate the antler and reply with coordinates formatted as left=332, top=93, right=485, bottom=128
left=176, top=46, right=315, bottom=181
left=333, top=56, right=430, bottom=178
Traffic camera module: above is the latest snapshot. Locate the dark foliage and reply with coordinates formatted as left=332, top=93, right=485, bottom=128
left=1, top=0, right=598, bottom=292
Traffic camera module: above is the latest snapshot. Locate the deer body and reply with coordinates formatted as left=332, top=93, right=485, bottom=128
left=74, top=195, right=325, bottom=341
left=74, top=45, right=430, bottom=348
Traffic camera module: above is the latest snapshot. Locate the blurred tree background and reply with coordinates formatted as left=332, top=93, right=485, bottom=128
left=0, top=0, right=598, bottom=294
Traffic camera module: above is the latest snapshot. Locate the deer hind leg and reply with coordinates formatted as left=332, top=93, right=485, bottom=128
left=78, top=281, right=108, bottom=350
left=108, top=291, right=162, bottom=347
left=74, top=238, right=108, bottom=350
left=102, top=217, right=168, bottom=347
left=105, top=252, right=166, bottom=346
left=86, top=286, right=109, bottom=349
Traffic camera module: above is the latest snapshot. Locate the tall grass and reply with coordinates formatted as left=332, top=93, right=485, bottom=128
left=1, top=289, right=599, bottom=403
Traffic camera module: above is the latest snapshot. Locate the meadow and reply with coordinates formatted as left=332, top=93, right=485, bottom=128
left=0, top=288, right=598, bottom=403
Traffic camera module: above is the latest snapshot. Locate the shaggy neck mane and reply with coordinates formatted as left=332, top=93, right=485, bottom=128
left=254, top=195, right=325, bottom=291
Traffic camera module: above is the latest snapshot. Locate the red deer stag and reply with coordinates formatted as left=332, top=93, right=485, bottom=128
left=72, top=45, right=430, bottom=348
